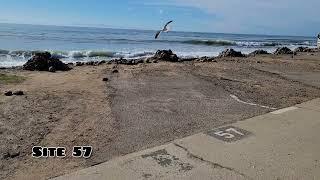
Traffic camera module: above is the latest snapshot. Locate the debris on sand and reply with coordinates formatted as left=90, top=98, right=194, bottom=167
left=23, top=52, right=71, bottom=72
left=102, top=77, right=109, bottom=81
left=249, top=50, right=270, bottom=56
left=112, top=69, right=119, bottom=73
left=13, top=91, right=24, bottom=96
left=218, top=49, right=245, bottom=58
left=3, top=149, right=20, bottom=159
left=4, top=91, right=13, bottom=96
left=274, top=47, right=294, bottom=55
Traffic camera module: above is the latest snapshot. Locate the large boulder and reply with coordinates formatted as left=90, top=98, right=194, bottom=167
left=249, top=49, right=270, bottom=56
left=274, top=47, right=293, bottom=55
left=218, top=49, right=245, bottom=58
left=294, top=46, right=309, bottom=52
left=23, top=52, right=71, bottom=71
left=153, top=50, right=179, bottom=62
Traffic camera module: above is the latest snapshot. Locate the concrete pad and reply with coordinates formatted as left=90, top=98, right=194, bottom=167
left=296, top=98, right=320, bottom=112
left=53, top=143, right=246, bottom=180
left=54, top=99, right=320, bottom=180
left=176, top=107, right=320, bottom=180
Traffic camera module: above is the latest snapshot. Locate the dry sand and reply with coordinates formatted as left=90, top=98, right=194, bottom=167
left=1, top=52, right=320, bottom=179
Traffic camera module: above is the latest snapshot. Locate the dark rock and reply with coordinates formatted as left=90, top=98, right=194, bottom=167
left=76, top=62, right=84, bottom=66
left=153, top=50, right=179, bottom=62
left=152, top=60, right=158, bottom=63
left=135, top=59, right=144, bottom=64
left=198, top=56, right=215, bottom=62
left=67, top=62, right=74, bottom=66
left=249, top=50, right=270, bottom=56
left=294, top=46, right=319, bottom=53
left=110, top=58, right=145, bottom=65
left=23, top=52, right=71, bottom=71
left=181, top=57, right=197, bottom=62
left=102, top=78, right=109, bottom=82
left=113, top=57, right=127, bottom=64
left=125, top=60, right=137, bottom=65
left=4, top=91, right=13, bottom=96
left=85, top=61, right=95, bottom=66
left=274, top=47, right=293, bottom=55
left=48, top=66, right=56, bottom=73
left=13, top=91, right=24, bottom=96
left=112, top=69, right=119, bottom=73
left=294, top=46, right=309, bottom=52
left=218, top=49, right=245, bottom=58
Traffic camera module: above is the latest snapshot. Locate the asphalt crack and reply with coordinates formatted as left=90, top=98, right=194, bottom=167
left=173, top=143, right=253, bottom=180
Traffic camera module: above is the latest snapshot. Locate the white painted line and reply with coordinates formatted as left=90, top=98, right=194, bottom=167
left=230, top=94, right=277, bottom=110
left=271, top=107, right=298, bottom=114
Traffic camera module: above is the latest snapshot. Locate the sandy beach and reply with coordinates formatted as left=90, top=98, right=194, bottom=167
left=1, top=50, right=320, bottom=179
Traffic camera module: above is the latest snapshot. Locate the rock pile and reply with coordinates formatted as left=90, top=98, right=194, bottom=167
left=218, top=49, right=245, bottom=58
left=273, top=47, right=293, bottom=55
left=294, top=46, right=319, bottom=53
left=4, top=90, right=24, bottom=96
left=23, top=52, right=71, bottom=72
left=152, top=50, right=179, bottom=62
left=249, top=50, right=270, bottom=56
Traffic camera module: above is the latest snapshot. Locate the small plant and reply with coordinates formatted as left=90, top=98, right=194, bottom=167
left=0, top=73, right=26, bottom=84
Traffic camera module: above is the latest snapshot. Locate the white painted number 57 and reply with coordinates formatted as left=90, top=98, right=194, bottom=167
left=214, top=128, right=244, bottom=139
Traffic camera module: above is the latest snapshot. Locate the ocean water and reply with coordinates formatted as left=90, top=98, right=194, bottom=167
left=0, top=23, right=317, bottom=67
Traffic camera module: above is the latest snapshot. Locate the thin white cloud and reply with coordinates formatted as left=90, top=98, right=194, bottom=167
left=164, top=0, right=320, bottom=35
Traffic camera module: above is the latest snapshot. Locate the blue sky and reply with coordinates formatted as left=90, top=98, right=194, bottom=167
left=0, top=0, right=319, bottom=36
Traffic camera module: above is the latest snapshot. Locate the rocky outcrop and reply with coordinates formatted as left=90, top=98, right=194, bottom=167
left=76, top=62, right=85, bottom=66
left=218, top=49, right=245, bottom=58
left=294, top=46, right=319, bottom=53
left=274, top=47, right=293, bottom=55
left=152, top=50, right=179, bottom=62
left=23, top=52, right=71, bottom=71
left=110, top=58, right=144, bottom=65
left=249, top=50, right=270, bottom=56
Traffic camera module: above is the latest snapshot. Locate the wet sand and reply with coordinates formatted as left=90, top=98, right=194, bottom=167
left=1, top=52, right=320, bottom=179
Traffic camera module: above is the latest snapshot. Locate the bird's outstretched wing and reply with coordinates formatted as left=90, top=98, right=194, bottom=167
left=155, top=30, right=162, bottom=39
left=163, top=20, right=173, bottom=30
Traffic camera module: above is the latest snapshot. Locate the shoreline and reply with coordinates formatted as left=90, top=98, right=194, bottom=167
left=1, top=50, right=320, bottom=179
left=0, top=46, right=319, bottom=69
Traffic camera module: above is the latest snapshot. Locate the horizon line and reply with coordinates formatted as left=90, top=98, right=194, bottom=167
left=0, top=22, right=314, bottom=38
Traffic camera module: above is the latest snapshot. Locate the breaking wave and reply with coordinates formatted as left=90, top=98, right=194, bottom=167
left=0, top=49, right=155, bottom=59
left=181, top=39, right=314, bottom=47
left=182, top=40, right=236, bottom=46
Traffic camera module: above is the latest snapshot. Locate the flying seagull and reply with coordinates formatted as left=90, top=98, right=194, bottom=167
left=155, top=20, right=173, bottom=39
